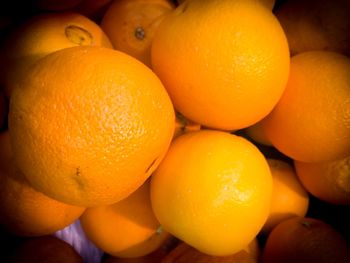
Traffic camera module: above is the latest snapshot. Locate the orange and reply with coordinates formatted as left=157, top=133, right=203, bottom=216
left=0, top=132, right=85, bottom=237
left=243, top=120, right=272, bottom=146
left=275, top=0, right=350, bottom=56
left=80, top=179, right=171, bottom=258
left=261, top=51, right=350, bottom=162
left=261, top=159, right=309, bottom=233
left=294, top=155, right=350, bottom=205
left=262, top=216, right=350, bottom=263
left=103, top=236, right=179, bottom=263
left=34, top=0, right=83, bottom=11
left=151, top=0, right=289, bottom=130
left=161, top=241, right=258, bottom=263
left=100, top=0, right=175, bottom=68
left=8, top=46, right=175, bottom=207
left=0, top=11, right=113, bottom=97
left=5, top=235, right=83, bottom=263
left=173, top=111, right=201, bottom=139
left=150, top=130, right=272, bottom=256
left=103, top=250, right=167, bottom=263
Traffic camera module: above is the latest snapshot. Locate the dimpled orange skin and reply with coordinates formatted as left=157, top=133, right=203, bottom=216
left=151, top=0, right=290, bottom=131
left=8, top=46, right=175, bottom=207
left=0, top=132, right=85, bottom=237
left=0, top=11, right=113, bottom=97
left=262, top=51, right=350, bottom=162
left=150, top=130, right=273, bottom=256
left=294, top=155, right=350, bottom=205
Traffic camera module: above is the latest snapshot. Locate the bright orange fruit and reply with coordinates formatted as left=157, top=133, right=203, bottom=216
left=151, top=0, right=290, bottom=130
left=151, top=130, right=272, bottom=256
left=262, top=51, right=350, bottom=162
left=8, top=46, right=175, bottom=207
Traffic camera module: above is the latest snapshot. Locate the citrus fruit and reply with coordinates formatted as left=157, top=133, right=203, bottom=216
left=0, top=11, right=113, bottom=97
left=8, top=46, right=175, bottom=207
left=261, top=51, right=350, bottom=162
left=100, top=0, right=175, bottom=68
left=161, top=241, right=258, bottom=263
left=0, top=133, right=85, bottom=237
left=80, top=179, right=171, bottom=258
left=262, top=216, right=350, bottom=263
left=243, top=120, right=272, bottom=146
left=150, top=130, right=272, bottom=256
left=275, top=0, right=350, bottom=56
left=262, top=159, right=309, bottom=233
left=294, top=155, right=350, bottom=205
left=102, top=236, right=178, bottom=263
left=151, top=0, right=290, bottom=130
left=5, top=235, right=83, bottom=263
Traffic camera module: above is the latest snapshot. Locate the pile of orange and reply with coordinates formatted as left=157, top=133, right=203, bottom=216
left=1, top=0, right=349, bottom=262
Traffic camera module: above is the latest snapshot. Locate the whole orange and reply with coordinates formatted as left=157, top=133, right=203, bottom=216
left=80, top=179, right=170, bottom=258
left=151, top=0, right=290, bottom=130
left=0, top=11, right=113, bottom=97
left=150, top=130, right=272, bottom=256
left=8, top=46, right=175, bottom=207
left=100, top=0, right=175, bottom=68
left=261, top=51, right=350, bottom=162
left=294, top=155, right=350, bottom=205
left=262, top=217, right=350, bottom=263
